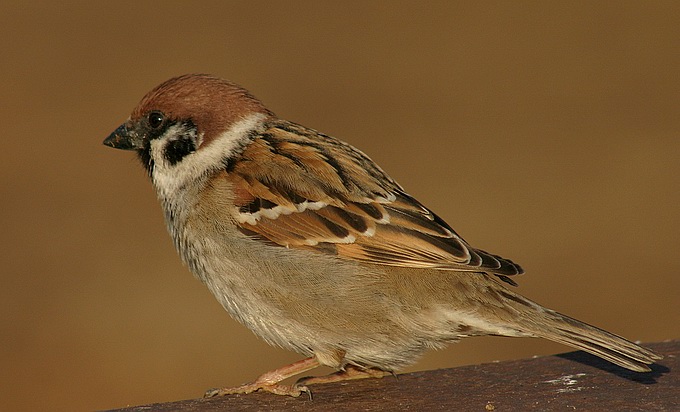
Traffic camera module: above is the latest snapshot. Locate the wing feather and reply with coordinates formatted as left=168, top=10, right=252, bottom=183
left=227, top=121, right=523, bottom=278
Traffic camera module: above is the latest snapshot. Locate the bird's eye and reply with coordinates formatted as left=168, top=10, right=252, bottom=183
left=148, top=111, right=165, bottom=129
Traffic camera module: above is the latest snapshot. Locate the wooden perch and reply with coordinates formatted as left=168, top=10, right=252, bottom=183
left=109, top=340, right=678, bottom=411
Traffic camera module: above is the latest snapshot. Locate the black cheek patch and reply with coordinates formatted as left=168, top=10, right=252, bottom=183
left=138, top=146, right=155, bottom=176
left=164, top=138, right=197, bottom=165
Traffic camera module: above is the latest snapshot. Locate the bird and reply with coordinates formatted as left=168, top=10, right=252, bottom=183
left=103, top=74, right=661, bottom=398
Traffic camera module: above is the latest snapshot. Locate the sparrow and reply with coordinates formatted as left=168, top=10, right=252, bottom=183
left=104, top=74, right=661, bottom=398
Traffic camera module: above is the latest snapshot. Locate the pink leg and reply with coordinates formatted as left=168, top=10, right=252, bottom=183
left=297, top=364, right=391, bottom=386
left=205, top=357, right=320, bottom=398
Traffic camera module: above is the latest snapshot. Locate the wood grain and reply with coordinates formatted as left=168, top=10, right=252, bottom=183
left=107, top=340, right=678, bottom=411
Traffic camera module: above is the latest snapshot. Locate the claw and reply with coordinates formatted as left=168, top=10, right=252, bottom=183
left=204, top=387, right=221, bottom=398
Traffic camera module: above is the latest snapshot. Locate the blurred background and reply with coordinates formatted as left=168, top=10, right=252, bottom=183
left=1, top=1, right=678, bottom=410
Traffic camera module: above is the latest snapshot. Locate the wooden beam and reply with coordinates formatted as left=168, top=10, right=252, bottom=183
left=107, top=340, right=678, bottom=411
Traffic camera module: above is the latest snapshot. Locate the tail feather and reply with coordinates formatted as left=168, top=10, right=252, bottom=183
left=486, top=283, right=663, bottom=372
left=533, top=310, right=662, bottom=372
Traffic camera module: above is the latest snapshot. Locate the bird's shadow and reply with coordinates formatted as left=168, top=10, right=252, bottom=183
left=555, top=350, right=669, bottom=384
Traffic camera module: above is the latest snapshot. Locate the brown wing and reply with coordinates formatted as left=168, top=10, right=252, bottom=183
left=227, top=120, right=523, bottom=279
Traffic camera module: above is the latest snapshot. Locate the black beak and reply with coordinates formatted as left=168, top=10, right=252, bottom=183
left=103, top=124, right=144, bottom=151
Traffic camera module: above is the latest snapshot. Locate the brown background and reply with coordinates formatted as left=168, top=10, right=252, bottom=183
left=1, top=2, right=678, bottom=411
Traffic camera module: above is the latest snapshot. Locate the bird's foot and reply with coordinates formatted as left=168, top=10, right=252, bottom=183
left=204, top=356, right=319, bottom=398
left=204, top=382, right=310, bottom=398
left=296, top=364, right=391, bottom=386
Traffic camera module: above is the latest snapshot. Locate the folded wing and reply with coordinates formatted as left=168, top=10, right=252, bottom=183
left=226, top=121, right=523, bottom=281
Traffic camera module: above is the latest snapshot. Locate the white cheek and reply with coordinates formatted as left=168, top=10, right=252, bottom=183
left=151, top=113, right=268, bottom=198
